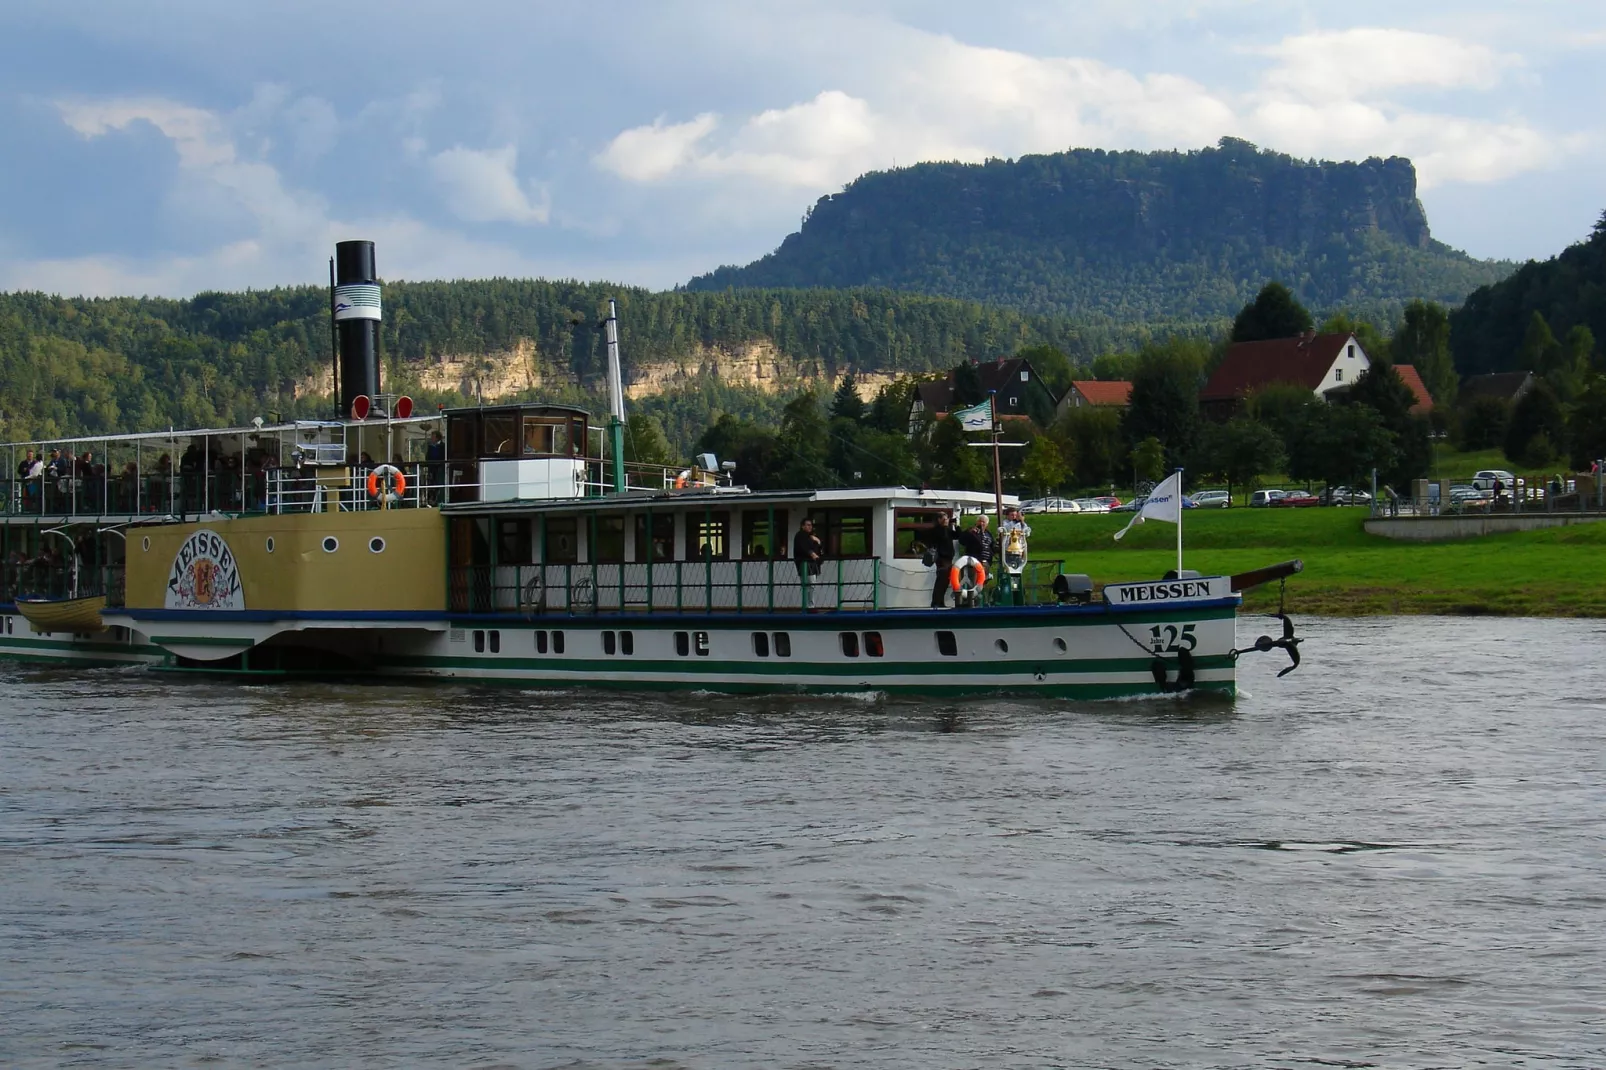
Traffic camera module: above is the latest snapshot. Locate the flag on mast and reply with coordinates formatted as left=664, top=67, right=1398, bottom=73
left=952, top=398, right=993, bottom=432
left=1113, top=470, right=1184, bottom=541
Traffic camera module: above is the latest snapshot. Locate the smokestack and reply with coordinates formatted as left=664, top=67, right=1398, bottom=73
left=334, top=240, right=381, bottom=415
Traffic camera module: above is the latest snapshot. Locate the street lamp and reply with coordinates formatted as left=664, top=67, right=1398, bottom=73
left=1430, top=430, right=1447, bottom=514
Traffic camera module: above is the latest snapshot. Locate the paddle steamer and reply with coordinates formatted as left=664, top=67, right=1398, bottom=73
left=0, top=243, right=1298, bottom=697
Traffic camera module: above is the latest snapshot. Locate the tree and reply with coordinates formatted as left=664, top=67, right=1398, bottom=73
left=1343, top=357, right=1431, bottom=486
left=1231, top=282, right=1313, bottom=343
left=867, top=377, right=917, bottom=434
left=1458, top=396, right=1510, bottom=451
left=1504, top=379, right=1567, bottom=468
left=773, top=390, right=834, bottom=488
left=856, top=429, right=919, bottom=486
left=927, top=414, right=989, bottom=490
left=1287, top=403, right=1398, bottom=489
left=1568, top=375, right=1606, bottom=470
left=1392, top=300, right=1456, bottom=406
left=1050, top=405, right=1122, bottom=489
left=1320, top=313, right=1390, bottom=364
left=1194, top=417, right=1285, bottom=500
left=1519, top=311, right=1562, bottom=375
left=1015, top=344, right=1075, bottom=398
left=1131, top=436, right=1166, bottom=485
left=1091, top=351, right=1138, bottom=381
left=1122, top=339, right=1205, bottom=469
left=830, top=372, right=867, bottom=422
left=952, top=362, right=983, bottom=406
left=1020, top=436, right=1069, bottom=495
left=624, top=412, right=675, bottom=468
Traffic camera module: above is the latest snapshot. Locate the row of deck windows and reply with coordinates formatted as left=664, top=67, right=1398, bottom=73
left=463, top=628, right=1057, bottom=660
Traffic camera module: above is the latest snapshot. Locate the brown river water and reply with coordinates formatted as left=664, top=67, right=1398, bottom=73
left=2, top=616, right=1604, bottom=1068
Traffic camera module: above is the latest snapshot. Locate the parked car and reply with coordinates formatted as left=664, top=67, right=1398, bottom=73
left=1471, top=469, right=1516, bottom=491
left=1273, top=490, right=1320, bottom=507
left=1325, top=486, right=1372, bottom=505
left=1249, top=489, right=1286, bottom=507
left=1190, top=489, right=1232, bottom=508
left=1073, top=497, right=1111, bottom=513
left=1094, top=496, right=1122, bottom=510
left=1021, top=497, right=1081, bottom=513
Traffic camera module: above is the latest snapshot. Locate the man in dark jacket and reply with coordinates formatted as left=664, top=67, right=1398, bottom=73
left=792, top=517, right=823, bottom=609
left=957, top=514, right=993, bottom=567
left=925, top=511, right=956, bottom=608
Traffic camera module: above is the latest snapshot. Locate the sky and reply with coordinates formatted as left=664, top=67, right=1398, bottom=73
left=0, top=0, right=1601, bottom=299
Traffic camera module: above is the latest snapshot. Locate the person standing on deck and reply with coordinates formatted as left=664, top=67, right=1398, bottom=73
left=998, top=505, right=1032, bottom=605
left=792, top=517, right=823, bottom=610
left=925, top=511, right=957, bottom=608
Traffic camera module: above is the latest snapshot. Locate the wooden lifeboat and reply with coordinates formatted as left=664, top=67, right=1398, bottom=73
left=16, top=594, right=108, bottom=634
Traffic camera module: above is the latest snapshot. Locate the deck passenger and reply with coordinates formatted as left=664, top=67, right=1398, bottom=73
left=792, top=518, right=822, bottom=609
left=925, top=511, right=956, bottom=609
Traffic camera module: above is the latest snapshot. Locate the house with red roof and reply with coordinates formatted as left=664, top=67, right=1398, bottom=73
left=1201, top=332, right=1432, bottom=417
left=1056, top=380, right=1132, bottom=419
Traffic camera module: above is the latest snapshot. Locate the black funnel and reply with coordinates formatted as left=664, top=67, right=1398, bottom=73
left=334, top=240, right=380, bottom=415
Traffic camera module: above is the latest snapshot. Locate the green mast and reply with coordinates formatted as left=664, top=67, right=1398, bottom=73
left=602, top=298, right=627, bottom=494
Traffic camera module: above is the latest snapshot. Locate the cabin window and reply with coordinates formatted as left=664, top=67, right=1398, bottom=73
left=322, top=536, right=339, bottom=553
left=446, top=412, right=479, bottom=459
left=552, top=630, right=565, bottom=654
left=694, top=631, right=710, bottom=656
left=817, top=508, right=871, bottom=556
left=839, top=632, right=860, bottom=658
left=544, top=517, right=578, bottom=565
left=741, top=512, right=783, bottom=559
left=489, top=630, right=501, bottom=654
left=895, top=510, right=947, bottom=558
left=523, top=420, right=569, bottom=457
left=752, top=631, right=770, bottom=657
left=774, top=632, right=791, bottom=657
left=864, top=632, right=884, bottom=658
left=535, top=630, right=548, bottom=654
left=691, top=512, right=729, bottom=560
left=497, top=518, right=534, bottom=565
left=675, top=631, right=690, bottom=657
left=594, top=515, right=626, bottom=563
left=936, top=631, right=958, bottom=657
left=474, top=630, right=485, bottom=653
left=483, top=413, right=518, bottom=457
left=620, top=631, right=633, bottom=655
left=633, top=513, right=675, bottom=562
left=603, top=630, right=616, bottom=655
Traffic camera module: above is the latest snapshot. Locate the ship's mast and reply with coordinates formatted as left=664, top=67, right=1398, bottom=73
left=602, top=299, right=627, bottom=494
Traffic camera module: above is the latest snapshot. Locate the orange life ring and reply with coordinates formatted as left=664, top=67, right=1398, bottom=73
left=368, top=464, right=406, bottom=503
left=949, top=555, right=986, bottom=592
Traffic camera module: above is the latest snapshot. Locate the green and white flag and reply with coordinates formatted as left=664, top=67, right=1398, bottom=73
left=952, top=398, right=993, bottom=431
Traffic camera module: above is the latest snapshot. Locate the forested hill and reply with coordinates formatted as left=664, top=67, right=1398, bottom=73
left=687, top=139, right=1512, bottom=322
left=1449, top=214, right=1606, bottom=376
left=0, top=281, right=1161, bottom=442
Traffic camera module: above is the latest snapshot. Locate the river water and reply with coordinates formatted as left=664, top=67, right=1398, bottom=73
left=2, top=616, right=1604, bottom=1069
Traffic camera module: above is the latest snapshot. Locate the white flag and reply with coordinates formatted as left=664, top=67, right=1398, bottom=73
left=1113, top=470, right=1183, bottom=541
left=952, top=398, right=993, bottom=431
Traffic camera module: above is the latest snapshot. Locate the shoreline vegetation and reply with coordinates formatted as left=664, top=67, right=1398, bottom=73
left=1013, top=508, right=1606, bottom=617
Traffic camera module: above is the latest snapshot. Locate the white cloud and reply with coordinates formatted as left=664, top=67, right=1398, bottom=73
left=594, top=23, right=1569, bottom=199
left=427, top=144, right=551, bottom=225
left=595, top=112, right=719, bottom=182
left=1258, top=28, right=1522, bottom=102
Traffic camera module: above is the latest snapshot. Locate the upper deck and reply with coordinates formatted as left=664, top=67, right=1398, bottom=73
left=0, top=402, right=684, bottom=523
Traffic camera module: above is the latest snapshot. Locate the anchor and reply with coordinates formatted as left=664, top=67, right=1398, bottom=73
left=1244, top=612, right=1302, bottom=677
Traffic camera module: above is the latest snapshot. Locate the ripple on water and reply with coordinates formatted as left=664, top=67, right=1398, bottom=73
left=2, top=617, right=1606, bottom=1068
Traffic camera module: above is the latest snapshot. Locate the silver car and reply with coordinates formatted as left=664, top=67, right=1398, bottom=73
left=1190, top=489, right=1232, bottom=508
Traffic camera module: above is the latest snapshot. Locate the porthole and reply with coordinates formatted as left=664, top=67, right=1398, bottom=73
left=1053, top=637, right=1067, bottom=653
left=322, top=536, right=339, bottom=553
left=995, top=638, right=1010, bottom=654
left=752, top=631, right=770, bottom=657
left=620, top=631, right=633, bottom=656
left=773, top=632, right=791, bottom=658
left=141, top=537, right=150, bottom=552
left=369, top=537, right=385, bottom=554
left=265, top=536, right=275, bottom=553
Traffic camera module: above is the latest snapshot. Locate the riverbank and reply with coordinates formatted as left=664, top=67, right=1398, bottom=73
left=1016, top=508, right=1606, bottom=616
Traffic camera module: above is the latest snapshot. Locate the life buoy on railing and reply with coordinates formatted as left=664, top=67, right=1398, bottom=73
left=950, top=555, right=986, bottom=592
left=367, top=464, right=407, bottom=505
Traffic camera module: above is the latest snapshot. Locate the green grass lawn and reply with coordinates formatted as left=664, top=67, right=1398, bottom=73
left=992, top=507, right=1606, bottom=616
